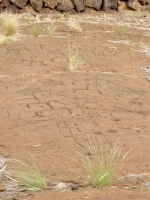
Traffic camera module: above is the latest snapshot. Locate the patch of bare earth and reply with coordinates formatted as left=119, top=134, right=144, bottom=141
left=1, top=11, right=150, bottom=199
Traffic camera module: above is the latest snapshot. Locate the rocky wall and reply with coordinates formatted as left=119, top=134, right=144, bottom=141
left=0, top=0, right=150, bottom=14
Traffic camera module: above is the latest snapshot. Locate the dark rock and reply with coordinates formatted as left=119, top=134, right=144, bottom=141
left=126, top=0, right=143, bottom=10
left=44, top=0, right=59, bottom=9
left=72, top=0, right=84, bottom=12
left=85, top=0, right=102, bottom=10
left=115, top=118, right=120, bottom=121
left=71, top=185, right=79, bottom=190
left=84, top=6, right=97, bottom=14
left=30, top=0, right=43, bottom=12
left=5, top=4, right=19, bottom=13
left=39, top=7, right=53, bottom=14
left=56, top=0, right=74, bottom=11
left=20, top=5, right=37, bottom=15
left=10, top=0, right=28, bottom=8
left=138, top=0, right=148, bottom=5
left=103, top=0, right=117, bottom=10
left=0, top=0, right=10, bottom=8
left=88, top=150, right=93, bottom=155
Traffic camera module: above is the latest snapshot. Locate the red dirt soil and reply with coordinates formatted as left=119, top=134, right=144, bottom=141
left=0, top=13, right=150, bottom=199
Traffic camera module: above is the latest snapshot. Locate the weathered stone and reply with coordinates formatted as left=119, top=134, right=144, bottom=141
left=44, top=0, right=59, bottom=9
left=72, top=0, right=84, bottom=12
left=21, top=5, right=38, bottom=15
left=103, top=0, right=117, bottom=10
left=56, top=0, right=74, bottom=11
left=0, top=0, right=10, bottom=8
left=85, top=0, right=102, bottom=10
left=6, top=4, right=19, bottom=13
left=115, top=173, right=150, bottom=187
left=84, top=6, right=91, bottom=13
left=126, top=0, right=143, bottom=10
left=30, top=0, right=43, bottom=12
left=0, top=0, right=3, bottom=3
left=138, top=0, right=148, bottom=5
left=10, top=0, right=28, bottom=8
left=0, top=185, right=5, bottom=192
left=118, top=0, right=128, bottom=11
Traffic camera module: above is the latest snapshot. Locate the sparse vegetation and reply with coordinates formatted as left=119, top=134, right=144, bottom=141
left=32, top=25, right=42, bottom=37
left=0, top=34, right=12, bottom=45
left=10, top=159, right=46, bottom=192
left=47, top=24, right=56, bottom=37
left=117, top=25, right=126, bottom=33
left=66, top=20, right=83, bottom=32
left=68, top=43, right=83, bottom=71
left=25, top=12, right=33, bottom=24
left=0, top=12, right=19, bottom=36
left=73, top=136, right=133, bottom=189
left=61, top=11, right=70, bottom=19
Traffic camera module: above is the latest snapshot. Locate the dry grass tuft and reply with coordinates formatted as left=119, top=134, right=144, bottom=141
left=68, top=43, right=83, bottom=71
left=9, top=159, right=46, bottom=192
left=66, top=19, right=83, bottom=32
left=0, top=12, right=19, bottom=36
left=0, top=34, right=13, bottom=45
left=47, top=24, right=56, bottom=37
left=32, top=25, right=42, bottom=37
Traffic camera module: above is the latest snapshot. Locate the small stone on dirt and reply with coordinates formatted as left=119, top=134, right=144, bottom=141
left=142, top=182, right=150, bottom=188
left=88, top=150, right=93, bottom=155
left=115, top=118, right=120, bottom=122
left=71, top=185, right=78, bottom=190
left=0, top=185, right=5, bottom=192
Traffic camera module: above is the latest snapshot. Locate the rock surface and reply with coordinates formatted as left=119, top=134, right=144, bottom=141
left=10, top=0, right=28, bottom=8
left=30, top=0, right=43, bottom=12
left=0, top=0, right=150, bottom=18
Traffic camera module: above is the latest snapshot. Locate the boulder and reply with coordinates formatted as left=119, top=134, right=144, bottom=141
left=5, top=4, right=19, bottom=13
left=10, top=0, right=28, bottom=8
left=85, top=0, right=102, bottom=10
left=0, top=0, right=10, bottom=8
left=20, top=4, right=37, bottom=15
left=30, top=0, right=43, bottom=11
left=72, top=0, right=84, bottom=12
left=84, top=7, right=97, bottom=14
left=126, top=0, right=143, bottom=10
left=56, top=0, right=74, bottom=11
left=103, top=0, right=117, bottom=10
left=44, top=0, right=59, bottom=9
left=138, top=0, right=148, bottom=5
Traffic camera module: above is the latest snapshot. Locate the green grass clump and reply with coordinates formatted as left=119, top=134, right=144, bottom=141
left=32, top=25, right=42, bottom=37
left=47, top=24, right=56, bottom=37
left=61, top=11, right=70, bottom=19
left=68, top=53, right=83, bottom=71
left=10, top=159, right=46, bottom=191
left=68, top=43, right=83, bottom=71
left=79, top=137, right=133, bottom=189
left=25, top=12, right=33, bottom=24
left=1, top=12, right=19, bottom=36
left=117, top=25, right=126, bottom=33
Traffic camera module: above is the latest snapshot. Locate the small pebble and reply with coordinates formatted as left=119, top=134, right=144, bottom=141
left=88, top=150, right=93, bottom=155
left=0, top=185, right=5, bottom=192
left=71, top=185, right=78, bottom=190
left=115, top=118, right=120, bottom=122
